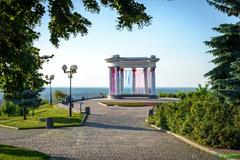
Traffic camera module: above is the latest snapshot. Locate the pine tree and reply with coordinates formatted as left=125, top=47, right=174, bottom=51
left=205, top=0, right=240, bottom=104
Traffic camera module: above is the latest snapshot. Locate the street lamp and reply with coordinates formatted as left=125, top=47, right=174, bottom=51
left=62, top=64, right=78, bottom=117
left=45, top=74, right=55, bottom=106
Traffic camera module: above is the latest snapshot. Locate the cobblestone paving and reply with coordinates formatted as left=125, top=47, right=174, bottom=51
left=0, top=99, right=219, bottom=160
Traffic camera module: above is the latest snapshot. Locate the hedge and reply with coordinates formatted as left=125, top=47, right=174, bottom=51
left=149, top=90, right=240, bottom=148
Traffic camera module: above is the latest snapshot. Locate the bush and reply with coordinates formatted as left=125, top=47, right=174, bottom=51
left=176, top=92, right=188, bottom=99
left=1, top=101, right=21, bottom=116
left=159, top=93, right=177, bottom=98
left=159, top=92, right=188, bottom=99
left=150, top=88, right=240, bottom=148
left=54, top=90, right=67, bottom=102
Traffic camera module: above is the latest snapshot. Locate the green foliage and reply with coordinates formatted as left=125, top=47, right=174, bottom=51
left=0, top=0, right=151, bottom=120
left=150, top=103, right=168, bottom=129
left=159, top=93, right=178, bottom=98
left=0, top=0, right=54, bottom=120
left=159, top=92, right=187, bottom=99
left=48, top=0, right=92, bottom=47
left=47, top=0, right=152, bottom=47
left=1, top=101, right=20, bottom=116
left=54, top=90, right=67, bottom=102
left=207, top=0, right=240, bottom=17
left=205, top=1, right=240, bottom=104
left=1, top=0, right=152, bottom=48
left=176, top=92, right=188, bottom=99
left=205, top=23, right=240, bottom=104
left=101, top=0, right=152, bottom=31
left=149, top=86, right=240, bottom=148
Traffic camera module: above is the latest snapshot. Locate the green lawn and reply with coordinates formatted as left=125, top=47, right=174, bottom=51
left=218, top=153, right=240, bottom=159
left=100, top=101, right=158, bottom=107
left=0, top=104, right=83, bottom=129
left=0, top=144, right=49, bottom=160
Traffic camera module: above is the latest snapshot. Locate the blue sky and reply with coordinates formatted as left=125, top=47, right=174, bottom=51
left=36, top=0, right=238, bottom=87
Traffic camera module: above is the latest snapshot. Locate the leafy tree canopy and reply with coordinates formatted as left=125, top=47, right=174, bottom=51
left=48, top=0, right=152, bottom=47
left=0, top=0, right=152, bottom=119
left=0, top=0, right=152, bottom=48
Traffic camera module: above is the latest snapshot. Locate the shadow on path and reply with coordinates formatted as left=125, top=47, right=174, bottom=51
left=85, top=121, right=153, bottom=131
left=52, top=156, right=77, bottom=160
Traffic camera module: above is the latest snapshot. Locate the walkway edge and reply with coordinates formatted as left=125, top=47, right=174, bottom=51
left=145, top=119, right=234, bottom=160
left=80, top=114, right=88, bottom=126
left=0, top=124, right=19, bottom=130
left=98, top=102, right=108, bottom=107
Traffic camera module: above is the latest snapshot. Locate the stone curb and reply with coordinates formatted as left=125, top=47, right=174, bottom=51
left=0, top=124, right=19, bottom=130
left=145, top=119, right=236, bottom=160
left=80, top=114, right=88, bottom=126
left=98, top=102, right=153, bottom=108
left=98, top=102, right=108, bottom=107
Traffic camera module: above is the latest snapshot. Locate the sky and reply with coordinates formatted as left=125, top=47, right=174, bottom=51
left=35, top=0, right=238, bottom=88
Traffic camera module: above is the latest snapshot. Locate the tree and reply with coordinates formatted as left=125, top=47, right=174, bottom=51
left=17, top=90, right=43, bottom=120
left=205, top=0, right=240, bottom=104
left=48, top=0, right=152, bottom=47
left=0, top=45, right=51, bottom=119
left=1, top=0, right=50, bottom=119
left=1, top=0, right=152, bottom=47
left=207, top=0, right=240, bottom=17
left=0, top=0, right=152, bottom=118
left=54, top=90, right=67, bottom=102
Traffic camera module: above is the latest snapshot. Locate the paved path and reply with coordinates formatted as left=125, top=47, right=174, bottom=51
left=0, top=99, right=218, bottom=160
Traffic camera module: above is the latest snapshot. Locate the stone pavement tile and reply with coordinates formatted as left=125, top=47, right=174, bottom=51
left=0, top=99, right=219, bottom=160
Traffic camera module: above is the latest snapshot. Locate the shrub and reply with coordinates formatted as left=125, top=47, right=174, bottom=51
left=150, top=88, right=240, bottom=148
left=1, top=101, right=21, bottom=116
left=159, top=92, right=188, bottom=99
left=54, top=90, right=67, bottom=102
left=176, top=92, right=187, bottom=99
left=159, top=93, right=177, bottom=98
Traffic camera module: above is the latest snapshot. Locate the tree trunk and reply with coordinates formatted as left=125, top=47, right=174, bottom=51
left=23, top=106, right=26, bottom=120
left=32, top=108, right=34, bottom=116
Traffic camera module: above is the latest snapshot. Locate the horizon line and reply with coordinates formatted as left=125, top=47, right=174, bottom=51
left=43, top=86, right=197, bottom=88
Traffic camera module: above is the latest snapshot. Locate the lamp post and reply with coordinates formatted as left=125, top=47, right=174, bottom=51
left=45, top=74, right=54, bottom=106
left=62, top=64, right=78, bottom=117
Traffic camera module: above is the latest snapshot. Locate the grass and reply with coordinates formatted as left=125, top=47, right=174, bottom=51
left=0, top=104, right=83, bottom=129
left=218, top=153, right=240, bottom=159
left=0, top=144, right=49, bottom=160
left=100, top=101, right=159, bottom=107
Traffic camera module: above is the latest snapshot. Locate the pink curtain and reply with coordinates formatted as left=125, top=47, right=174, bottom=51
left=111, top=68, right=115, bottom=94
left=148, top=69, right=151, bottom=93
left=135, top=69, right=144, bottom=94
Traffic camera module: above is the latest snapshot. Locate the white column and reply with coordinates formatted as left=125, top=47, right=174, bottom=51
left=143, top=68, right=148, bottom=94
left=150, top=67, right=156, bottom=95
left=115, top=67, right=120, bottom=95
left=120, top=68, right=124, bottom=94
left=109, top=67, right=112, bottom=95
left=132, top=68, right=136, bottom=94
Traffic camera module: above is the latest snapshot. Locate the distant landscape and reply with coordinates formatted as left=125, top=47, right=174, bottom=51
left=0, top=87, right=195, bottom=102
